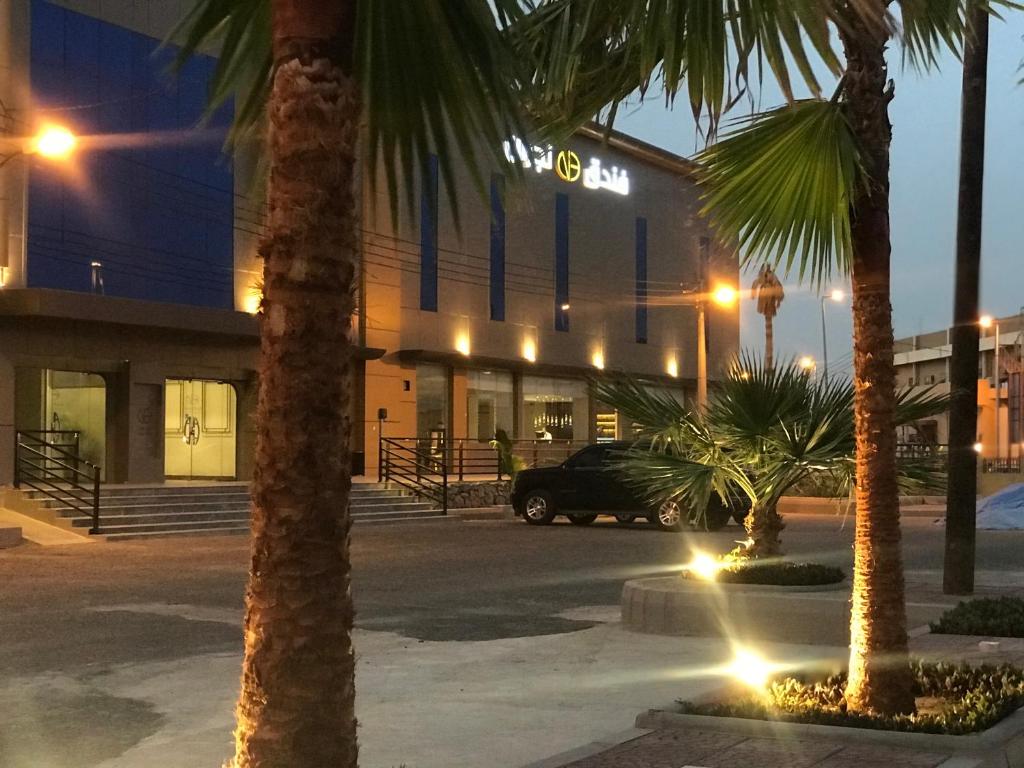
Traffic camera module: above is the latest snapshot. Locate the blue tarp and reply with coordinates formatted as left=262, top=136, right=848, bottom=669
left=976, top=483, right=1024, bottom=529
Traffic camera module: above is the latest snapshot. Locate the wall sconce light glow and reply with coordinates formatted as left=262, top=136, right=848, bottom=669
left=726, top=647, right=774, bottom=689
left=0, top=266, right=7, bottom=288
left=712, top=285, right=737, bottom=307
left=32, top=125, right=77, bottom=159
left=243, top=292, right=262, bottom=315
left=522, top=338, right=537, bottom=363
left=684, top=550, right=722, bottom=581
left=829, top=289, right=845, bottom=302
left=798, top=356, right=816, bottom=371
left=591, top=350, right=605, bottom=370
left=560, top=302, right=571, bottom=312
left=979, top=314, right=994, bottom=329
left=455, top=333, right=471, bottom=356
left=973, top=442, right=984, bottom=454
left=666, top=358, right=679, bottom=378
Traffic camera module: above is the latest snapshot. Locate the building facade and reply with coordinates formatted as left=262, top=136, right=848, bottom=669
left=894, top=314, right=1024, bottom=458
left=0, top=0, right=739, bottom=487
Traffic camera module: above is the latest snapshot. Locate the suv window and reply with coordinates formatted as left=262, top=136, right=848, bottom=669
left=571, top=447, right=605, bottom=468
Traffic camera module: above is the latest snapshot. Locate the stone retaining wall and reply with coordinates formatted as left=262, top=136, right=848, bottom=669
left=446, top=480, right=511, bottom=509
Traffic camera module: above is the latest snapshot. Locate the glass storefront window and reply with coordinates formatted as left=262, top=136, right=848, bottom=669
left=467, top=370, right=514, bottom=441
left=416, top=364, right=449, bottom=438
left=522, top=376, right=588, bottom=441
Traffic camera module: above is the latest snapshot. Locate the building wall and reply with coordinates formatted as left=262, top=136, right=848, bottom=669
left=24, top=0, right=234, bottom=308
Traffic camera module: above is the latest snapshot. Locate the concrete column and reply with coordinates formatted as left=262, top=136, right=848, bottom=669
left=235, top=375, right=257, bottom=482
left=103, top=368, right=131, bottom=483
left=0, top=351, right=14, bottom=485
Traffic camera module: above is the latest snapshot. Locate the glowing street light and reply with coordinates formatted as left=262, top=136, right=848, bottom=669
left=829, top=288, right=845, bottom=302
left=820, top=288, right=846, bottom=384
left=32, top=125, right=77, bottom=160
left=799, top=355, right=816, bottom=372
left=979, top=314, right=994, bottom=329
left=712, top=284, right=738, bottom=307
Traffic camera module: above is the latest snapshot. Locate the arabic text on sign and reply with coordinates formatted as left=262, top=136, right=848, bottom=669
left=502, top=138, right=631, bottom=196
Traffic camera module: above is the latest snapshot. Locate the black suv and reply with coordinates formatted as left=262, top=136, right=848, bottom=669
left=510, top=442, right=747, bottom=531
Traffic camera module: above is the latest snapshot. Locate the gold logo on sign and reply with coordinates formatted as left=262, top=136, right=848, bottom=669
left=555, top=150, right=581, bottom=183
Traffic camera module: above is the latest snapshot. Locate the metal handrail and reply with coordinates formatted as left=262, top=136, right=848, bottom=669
left=380, top=437, right=447, bottom=512
left=15, top=430, right=101, bottom=534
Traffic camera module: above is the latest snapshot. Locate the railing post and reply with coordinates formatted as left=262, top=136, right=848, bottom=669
left=378, top=429, right=383, bottom=483
left=441, top=445, right=448, bottom=515
left=458, top=440, right=464, bottom=482
left=13, top=431, right=19, bottom=488
left=90, top=465, right=101, bottom=535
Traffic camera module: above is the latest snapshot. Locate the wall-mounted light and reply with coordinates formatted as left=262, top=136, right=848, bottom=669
left=560, top=302, right=571, bottom=311
left=522, top=337, right=537, bottom=363
left=0, top=266, right=7, bottom=288
left=32, top=124, right=77, bottom=160
left=974, top=442, right=984, bottom=454
left=666, top=357, right=679, bottom=378
left=591, top=350, right=605, bottom=370
left=243, top=292, right=261, bottom=315
left=455, top=332, right=471, bottom=356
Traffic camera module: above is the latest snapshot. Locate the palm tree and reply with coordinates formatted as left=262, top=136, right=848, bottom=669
left=751, top=265, right=784, bottom=371
left=593, top=356, right=946, bottom=559
left=173, top=2, right=529, bottom=765
left=517, top=0, right=1017, bottom=715
left=944, top=1, right=991, bottom=596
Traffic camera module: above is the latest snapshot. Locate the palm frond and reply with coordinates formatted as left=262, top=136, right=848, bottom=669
left=895, top=0, right=1021, bottom=71
left=171, top=0, right=532, bottom=223
left=696, top=99, right=862, bottom=286
left=512, top=0, right=847, bottom=138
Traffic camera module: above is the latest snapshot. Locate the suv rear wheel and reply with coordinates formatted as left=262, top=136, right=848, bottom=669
left=522, top=490, right=557, bottom=525
left=651, top=499, right=685, bottom=532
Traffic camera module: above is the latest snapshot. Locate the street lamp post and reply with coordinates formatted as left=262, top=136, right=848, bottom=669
left=820, top=289, right=845, bottom=384
left=682, top=283, right=737, bottom=411
left=981, top=314, right=1000, bottom=461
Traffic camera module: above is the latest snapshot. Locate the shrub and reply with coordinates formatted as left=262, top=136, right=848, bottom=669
left=931, top=597, right=1024, bottom=638
left=681, top=561, right=845, bottom=586
left=678, top=661, right=1024, bottom=734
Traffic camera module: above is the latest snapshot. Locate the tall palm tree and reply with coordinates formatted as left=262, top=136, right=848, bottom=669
left=944, top=1, right=991, bottom=596
left=751, top=264, right=784, bottom=370
left=593, top=356, right=946, bottom=559
left=173, top=2, right=529, bottom=765
left=516, top=0, right=1018, bottom=715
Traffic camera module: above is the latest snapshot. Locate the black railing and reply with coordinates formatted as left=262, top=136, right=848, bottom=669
left=14, top=430, right=101, bottom=534
left=984, top=458, right=1023, bottom=474
left=380, top=437, right=448, bottom=513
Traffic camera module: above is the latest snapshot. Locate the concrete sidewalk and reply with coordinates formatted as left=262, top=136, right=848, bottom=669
left=530, top=726, right=966, bottom=768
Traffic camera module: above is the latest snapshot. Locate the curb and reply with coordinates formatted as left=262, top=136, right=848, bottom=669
left=450, top=505, right=514, bottom=521
left=519, top=728, right=652, bottom=768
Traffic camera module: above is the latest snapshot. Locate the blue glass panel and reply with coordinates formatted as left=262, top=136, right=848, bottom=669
left=554, top=193, right=569, bottom=332
left=27, top=0, right=234, bottom=309
left=635, top=217, right=648, bottom=344
left=419, top=154, right=439, bottom=312
left=489, top=174, right=505, bottom=322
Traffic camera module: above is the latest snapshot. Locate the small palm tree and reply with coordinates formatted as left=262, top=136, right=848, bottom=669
left=173, top=1, right=530, bottom=765
left=751, top=265, right=784, bottom=371
left=594, top=355, right=946, bottom=558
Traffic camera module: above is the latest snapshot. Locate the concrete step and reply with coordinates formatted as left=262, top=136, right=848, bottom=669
left=70, top=510, right=250, bottom=528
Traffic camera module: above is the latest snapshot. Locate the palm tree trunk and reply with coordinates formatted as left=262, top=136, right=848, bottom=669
left=838, top=4, right=915, bottom=716
left=944, top=1, right=989, bottom=596
left=740, top=501, right=783, bottom=558
left=764, top=315, right=774, bottom=371
left=232, top=1, right=360, bottom=766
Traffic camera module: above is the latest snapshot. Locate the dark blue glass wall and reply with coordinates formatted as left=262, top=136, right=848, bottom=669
left=554, top=193, right=569, bottom=332
left=27, top=0, right=234, bottom=308
left=489, top=173, right=505, bottom=322
left=635, top=217, right=648, bottom=343
left=419, top=154, right=439, bottom=312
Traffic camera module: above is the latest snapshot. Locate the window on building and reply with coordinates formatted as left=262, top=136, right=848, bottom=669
left=416, top=364, right=448, bottom=438
left=467, top=370, right=514, bottom=441
left=420, top=154, right=439, bottom=312
left=489, top=174, right=506, bottom=322
left=522, top=376, right=587, bottom=441
left=635, top=217, right=648, bottom=344
left=554, top=193, right=570, bottom=332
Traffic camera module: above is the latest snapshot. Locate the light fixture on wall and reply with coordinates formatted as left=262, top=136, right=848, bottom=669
left=666, top=357, right=679, bottom=378
left=455, top=332, right=471, bottom=356
left=522, top=337, right=537, bottom=363
left=0, top=266, right=7, bottom=288
left=591, top=350, right=605, bottom=370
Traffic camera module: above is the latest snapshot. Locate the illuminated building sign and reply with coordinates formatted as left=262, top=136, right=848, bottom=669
left=503, top=137, right=631, bottom=196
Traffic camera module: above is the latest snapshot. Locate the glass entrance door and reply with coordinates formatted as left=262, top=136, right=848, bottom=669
left=165, top=379, right=237, bottom=479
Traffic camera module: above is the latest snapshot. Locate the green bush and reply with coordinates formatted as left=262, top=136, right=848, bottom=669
left=931, top=597, right=1024, bottom=638
left=678, top=661, right=1024, bottom=735
left=681, top=561, right=845, bottom=586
